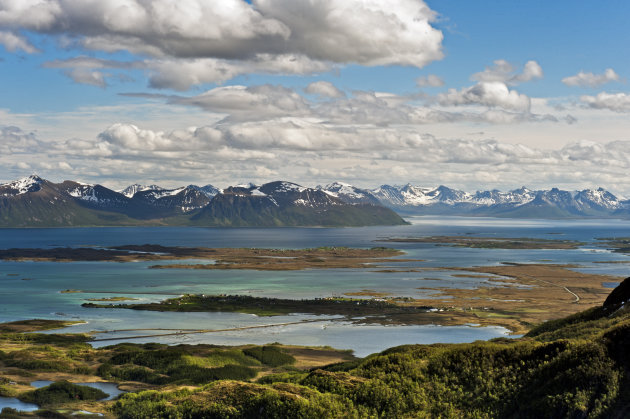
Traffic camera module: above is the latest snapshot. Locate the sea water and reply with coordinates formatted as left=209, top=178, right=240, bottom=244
left=1, top=216, right=628, bottom=356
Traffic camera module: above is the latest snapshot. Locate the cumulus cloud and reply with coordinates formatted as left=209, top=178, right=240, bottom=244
left=97, top=123, right=217, bottom=151
left=471, top=60, right=543, bottom=85
left=162, top=83, right=565, bottom=127
left=305, top=81, right=345, bottom=98
left=255, top=0, right=443, bottom=67
left=416, top=74, right=444, bottom=87
left=437, top=81, right=531, bottom=112
left=174, top=85, right=311, bottom=121
left=8, top=118, right=630, bottom=195
left=147, top=55, right=330, bottom=90
left=0, top=0, right=444, bottom=89
left=580, top=92, right=630, bottom=112
left=562, top=68, right=620, bottom=87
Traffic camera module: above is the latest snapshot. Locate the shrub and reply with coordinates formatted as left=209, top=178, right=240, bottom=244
left=243, top=346, right=296, bottom=367
left=19, top=380, right=108, bottom=406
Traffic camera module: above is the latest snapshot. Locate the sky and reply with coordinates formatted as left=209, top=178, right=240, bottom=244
left=1, top=0, right=630, bottom=193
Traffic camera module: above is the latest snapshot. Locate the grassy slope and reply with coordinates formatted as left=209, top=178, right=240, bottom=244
left=4, top=286, right=630, bottom=417
left=110, top=290, right=630, bottom=418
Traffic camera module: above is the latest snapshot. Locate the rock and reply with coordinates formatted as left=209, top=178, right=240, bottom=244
left=603, top=277, right=630, bottom=308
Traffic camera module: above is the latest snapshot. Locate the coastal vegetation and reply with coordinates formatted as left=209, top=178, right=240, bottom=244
left=3, top=278, right=630, bottom=417
left=82, top=262, right=617, bottom=334
left=82, top=294, right=429, bottom=317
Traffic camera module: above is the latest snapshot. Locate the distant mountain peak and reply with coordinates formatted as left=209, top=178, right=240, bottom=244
left=1, top=174, right=44, bottom=195
left=120, top=184, right=163, bottom=198
left=318, top=181, right=381, bottom=205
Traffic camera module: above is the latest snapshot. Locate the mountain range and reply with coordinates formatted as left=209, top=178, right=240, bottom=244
left=319, top=181, right=629, bottom=218
left=2, top=176, right=629, bottom=227
left=0, top=176, right=405, bottom=227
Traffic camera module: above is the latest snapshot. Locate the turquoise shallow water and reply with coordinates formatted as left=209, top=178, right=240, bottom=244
left=1, top=216, right=629, bottom=356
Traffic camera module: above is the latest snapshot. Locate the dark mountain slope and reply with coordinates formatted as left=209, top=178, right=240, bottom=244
left=192, top=181, right=407, bottom=227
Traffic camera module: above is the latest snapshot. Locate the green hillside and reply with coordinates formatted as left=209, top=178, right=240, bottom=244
left=110, top=279, right=630, bottom=418
left=4, top=280, right=630, bottom=417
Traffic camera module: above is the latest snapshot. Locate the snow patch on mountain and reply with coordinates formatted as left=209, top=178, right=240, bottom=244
left=188, top=184, right=222, bottom=198
left=142, top=187, right=186, bottom=200
left=1, top=175, right=43, bottom=196
left=67, top=186, right=99, bottom=202
left=251, top=189, right=267, bottom=197
left=269, top=181, right=307, bottom=193
left=120, top=184, right=163, bottom=198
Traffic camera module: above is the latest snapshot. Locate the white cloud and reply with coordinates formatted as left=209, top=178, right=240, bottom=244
left=174, top=85, right=311, bottom=121
left=0, top=125, right=43, bottom=153
left=416, top=74, right=444, bottom=87
left=305, top=81, right=345, bottom=98
left=8, top=120, right=630, bottom=195
left=147, top=55, right=331, bottom=90
left=437, top=81, right=531, bottom=112
left=64, top=68, right=108, bottom=87
left=471, top=60, right=543, bottom=85
left=0, top=30, right=38, bottom=52
left=97, top=123, right=215, bottom=151
left=165, top=83, right=564, bottom=127
left=0, top=0, right=444, bottom=89
left=562, top=68, right=620, bottom=87
left=580, top=92, right=630, bottom=112
left=255, top=0, right=443, bottom=67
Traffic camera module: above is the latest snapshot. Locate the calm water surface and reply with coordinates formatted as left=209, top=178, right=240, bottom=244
left=1, top=216, right=628, bottom=356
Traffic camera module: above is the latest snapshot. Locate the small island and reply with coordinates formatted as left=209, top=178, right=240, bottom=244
left=82, top=294, right=431, bottom=318
left=0, top=245, right=409, bottom=271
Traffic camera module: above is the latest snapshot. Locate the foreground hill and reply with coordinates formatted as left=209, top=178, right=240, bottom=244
left=108, top=278, right=630, bottom=418
left=0, top=176, right=406, bottom=227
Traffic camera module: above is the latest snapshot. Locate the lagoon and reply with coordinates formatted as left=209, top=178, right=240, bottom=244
left=1, top=216, right=629, bottom=355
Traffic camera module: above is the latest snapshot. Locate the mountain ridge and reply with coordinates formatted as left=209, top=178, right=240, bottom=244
left=0, top=176, right=406, bottom=227
left=321, top=182, right=630, bottom=218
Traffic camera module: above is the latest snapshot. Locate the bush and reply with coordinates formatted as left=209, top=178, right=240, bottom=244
left=243, top=346, right=295, bottom=367
left=19, top=380, right=108, bottom=406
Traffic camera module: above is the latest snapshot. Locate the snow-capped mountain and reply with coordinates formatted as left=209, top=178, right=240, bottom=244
left=371, top=184, right=472, bottom=208
left=191, top=180, right=406, bottom=226
left=3, top=174, right=629, bottom=226
left=131, top=187, right=211, bottom=214
left=215, top=181, right=338, bottom=209
left=318, top=182, right=381, bottom=205
left=120, top=184, right=163, bottom=198
left=0, top=176, right=405, bottom=227
left=575, top=188, right=623, bottom=211
left=371, top=183, right=626, bottom=217
left=188, top=184, right=222, bottom=198
left=58, top=181, right=129, bottom=206
left=0, top=175, right=44, bottom=196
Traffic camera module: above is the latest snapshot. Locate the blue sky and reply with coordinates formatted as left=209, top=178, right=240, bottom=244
left=1, top=0, right=629, bottom=193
